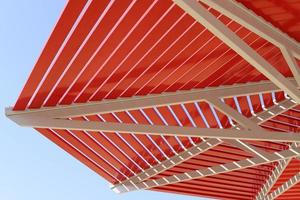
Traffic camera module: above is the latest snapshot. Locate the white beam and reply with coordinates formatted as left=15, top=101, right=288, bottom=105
left=206, top=97, right=262, bottom=130
left=111, top=146, right=300, bottom=193
left=6, top=78, right=298, bottom=119
left=281, top=47, right=300, bottom=86
left=173, top=0, right=300, bottom=103
left=200, top=0, right=300, bottom=58
left=110, top=138, right=221, bottom=190
left=7, top=114, right=300, bottom=143
left=265, top=172, right=300, bottom=200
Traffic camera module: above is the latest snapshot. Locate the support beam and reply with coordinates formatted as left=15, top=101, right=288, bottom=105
left=173, top=0, right=300, bottom=103
left=265, top=172, right=300, bottom=200
left=7, top=114, right=300, bottom=143
left=112, top=138, right=221, bottom=189
left=6, top=78, right=297, bottom=119
left=255, top=159, right=292, bottom=200
left=281, top=47, right=300, bottom=86
left=111, top=146, right=300, bottom=193
left=111, top=98, right=297, bottom=191
left=206, top=97, right=262, bottom=130
left=200, top=0, right=300, bottom=58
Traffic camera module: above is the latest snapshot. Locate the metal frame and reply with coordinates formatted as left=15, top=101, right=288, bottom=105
left=6, top=0, right=300, bottom=197
left=172, top=0, right=300, bottom=198
left=6, top=89, right=300, bottom=193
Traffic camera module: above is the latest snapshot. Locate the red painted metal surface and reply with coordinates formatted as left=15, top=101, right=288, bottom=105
left=13, top=0, right=300, bottom=199
left=238, top=0, right=300, bottom=42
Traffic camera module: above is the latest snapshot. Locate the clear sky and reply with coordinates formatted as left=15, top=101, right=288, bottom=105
left=0, top=1, right=209, bottom=200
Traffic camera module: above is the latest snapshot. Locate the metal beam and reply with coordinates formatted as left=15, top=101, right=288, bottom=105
left=281, top=47, right=300, bottom=86
left=111, top=138, right=221, bottom=190
left=111, top=146, right=300, bottom=193
left=6, top=78, right=298, bottom=119
left=200, top=0, right=300, bottom=58
left=255, top=159, right=292, bottom=200
left=7, top=114, right=300, bottom=143
left=265, top=172, right=300, bottom=200
left=111, top=98, right=297, bottom=191
left=206, top=97, right=262, bottom=130
left=173, top=0, right=300, bottom=103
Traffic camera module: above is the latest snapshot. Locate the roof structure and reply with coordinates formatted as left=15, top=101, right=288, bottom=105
left=6, top=0, right=300, bottom=199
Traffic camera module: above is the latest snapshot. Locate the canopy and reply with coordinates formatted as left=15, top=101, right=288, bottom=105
left=6, top=0, right=300, bottom=199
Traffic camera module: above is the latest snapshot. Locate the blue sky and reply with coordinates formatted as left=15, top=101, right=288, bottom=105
left=0, top=1, right=209, bottom=200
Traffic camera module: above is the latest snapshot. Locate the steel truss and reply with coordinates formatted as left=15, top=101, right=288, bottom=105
left=6, top=0, right=300, bottom=198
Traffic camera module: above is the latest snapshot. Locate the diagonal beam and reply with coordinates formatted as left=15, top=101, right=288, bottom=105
left=206, top=97, right=262, bottom=130
left=255, top=159, right=292, bottom=200
left=110, top=99, right=296, bottom=191
left=265, top=172, right=300, bottom=200
left=6, top=78, right=298, bottom=119
left=111, top=146, right=300, bottom=193
left=207, top=97, right=277, bottom=161
left=200, top=0, right=300, bottom=58
left=173, top=0, right=300, bottom=103
left=226, top=140, right=276, bottom=162
left=281, top=47, right=300, bottom=86
left=111, top=138, right=221, bottom=191
left=7, top=114, right=300, bottom=143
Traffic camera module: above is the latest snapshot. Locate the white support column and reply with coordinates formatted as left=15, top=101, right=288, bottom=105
left=111, top=146, right=300, bottom=193
left=173, top=0, right=300, bottom=103
left=265, top=172, right=300, bottom=200
left=255, top=159, right=292, bottom=200
left=111, top=98, right=296, bottom=191
left=199, top=0, right=300, bottom=58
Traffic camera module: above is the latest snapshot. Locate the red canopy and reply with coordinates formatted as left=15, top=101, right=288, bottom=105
left=7, top=1, right=300, bottom=199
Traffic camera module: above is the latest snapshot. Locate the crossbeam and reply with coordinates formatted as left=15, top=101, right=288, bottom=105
left=111, top=146, right=300, bottom=193
left=7, top=115, right=300, bottom=143
left=173, top=0, right=300, bottom=103
left=6, top=78, right=297, bottom=119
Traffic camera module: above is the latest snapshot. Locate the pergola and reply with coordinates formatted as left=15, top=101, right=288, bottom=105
left=6, top=0, right=300, bottom=199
